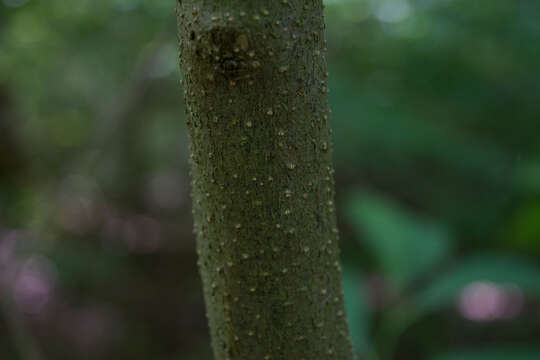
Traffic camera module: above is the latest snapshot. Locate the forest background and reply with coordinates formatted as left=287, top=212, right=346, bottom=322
left=1, top=0, right=540, bottom=359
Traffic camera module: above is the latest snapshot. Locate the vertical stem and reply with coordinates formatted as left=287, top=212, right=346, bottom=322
left=177, top=1, right=355, bottom=359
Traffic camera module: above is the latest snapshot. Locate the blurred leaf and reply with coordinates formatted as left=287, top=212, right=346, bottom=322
left=342, top=264, right=370, bottom=357
left=502, top=200, right=540, bottom=253
left=346, top=190, right=452, bottom=288
left=415, top=253, right=540, bottom=312
left=516, top=160, right=540, bottom=193
left=432, top=347, right=540, bottom=360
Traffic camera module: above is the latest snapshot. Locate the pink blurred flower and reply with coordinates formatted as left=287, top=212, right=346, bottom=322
left=12, top=256, right=57, bottom=315
left=458, top=281, right=524, bottom=321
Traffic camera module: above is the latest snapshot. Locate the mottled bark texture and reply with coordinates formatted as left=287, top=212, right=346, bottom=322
left=177, top=1, right=354, bottom=359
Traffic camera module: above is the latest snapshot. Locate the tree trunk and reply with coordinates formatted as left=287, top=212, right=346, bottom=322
left=176, top=1, right=355, bottom=359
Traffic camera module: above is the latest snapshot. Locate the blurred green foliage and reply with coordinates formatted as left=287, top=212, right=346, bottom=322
left=1, top=0, right=540, bottom=359
left=433, top=348, right=540, bottom=360
left=346, top=191, right=452, bottom=289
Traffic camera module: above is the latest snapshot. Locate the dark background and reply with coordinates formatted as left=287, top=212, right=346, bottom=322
left=1, top=0, right=540, bottom=359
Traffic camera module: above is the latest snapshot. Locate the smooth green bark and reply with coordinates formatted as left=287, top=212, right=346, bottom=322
left=177, top=1, right=354, bottom=359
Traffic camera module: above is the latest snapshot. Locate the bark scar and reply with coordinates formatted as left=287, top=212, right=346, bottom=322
left=193, top=26, right=254, bottom=80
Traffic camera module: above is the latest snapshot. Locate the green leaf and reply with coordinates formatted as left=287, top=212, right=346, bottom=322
left=346, top=190, right=452, bottom=288
left=502, top=200, right=540, bottom=254
left=516, top=159, right=540, bottom=193
left=432, top=348, right=540, bottom=360
left=415, top=253, right=540, bottom=312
